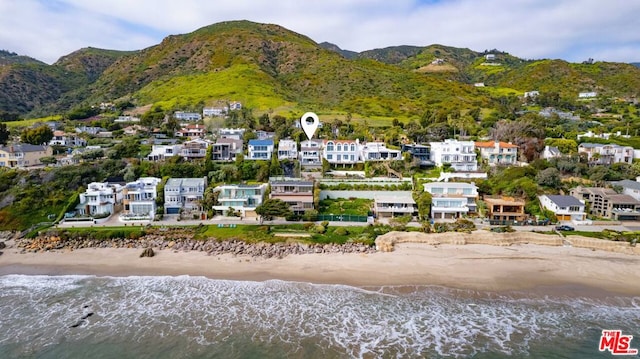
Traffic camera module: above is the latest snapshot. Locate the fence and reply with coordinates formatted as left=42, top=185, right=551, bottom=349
left=314, top=214, right=370, bottom=222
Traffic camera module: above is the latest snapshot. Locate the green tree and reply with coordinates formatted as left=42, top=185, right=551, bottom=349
left=413, top=191, right=432, bottom=220
left=535, top=168, right=561, bottom=188
left=21, top=125, right=53, bottom=145
left=108, top=138, right=140, bottom=159
left=39, top=156, right=57, bottom=165
left=270, top=154, right=283, bottom=176
left=256, top=198, right=293, bottom=220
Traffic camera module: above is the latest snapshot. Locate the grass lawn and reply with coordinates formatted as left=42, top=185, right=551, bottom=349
left=318, top=198, right=373, bottom=216
left=563, top=231, right=606, bottom=239
left=2, top=116, right=62, bottom=128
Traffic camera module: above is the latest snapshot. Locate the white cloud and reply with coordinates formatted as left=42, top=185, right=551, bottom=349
left=0, top=0, right=639, bottom=64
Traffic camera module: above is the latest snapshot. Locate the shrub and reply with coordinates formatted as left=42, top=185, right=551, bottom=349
left=313, top=225, right=326, bottom=234
left=320, top=221, right=329, bottom=228
left=333, top=227, right=349, bottom=236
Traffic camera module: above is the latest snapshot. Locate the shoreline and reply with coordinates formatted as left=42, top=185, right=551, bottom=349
left=2, top=241, right=640, bottom=297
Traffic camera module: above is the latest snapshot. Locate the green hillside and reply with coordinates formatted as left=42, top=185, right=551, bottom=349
left=0, top=48, right=132, bottom=116
left=88, top=21, right=488, bottom=118
left=1, top=20, right=640, bottom=119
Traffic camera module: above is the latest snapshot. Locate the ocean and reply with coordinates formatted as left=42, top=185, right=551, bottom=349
left=0, top=275, right=638, bottom=359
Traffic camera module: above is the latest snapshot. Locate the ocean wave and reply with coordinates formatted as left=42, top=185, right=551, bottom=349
left=0, top=275, right=639, bottom=358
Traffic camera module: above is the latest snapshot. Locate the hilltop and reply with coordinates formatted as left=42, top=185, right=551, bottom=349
left=1, top=20, right=640, bottom=118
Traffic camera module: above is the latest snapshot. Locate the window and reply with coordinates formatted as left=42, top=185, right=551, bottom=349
left=327, top=154, right=333, bottom=160
left=350, top=144, right=356, bottom=152
left=337, top=155, right=341, bottom=161
left=337, top=144, right=342, bottom=152
left=327, top=142, right=334, bottom=151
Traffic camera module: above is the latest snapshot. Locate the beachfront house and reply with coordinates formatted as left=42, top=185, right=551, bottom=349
left=76, top=182, right=124, bottom=217
left=423, top=182, right=479, bottom=219
left=121, top=177, right=162, bottom=220
left=164, top=177, right=207, bottom=217
left=538, top=195, right=586, bottom=222
left=484, top=197, right=526, bottom=223
left=570, top=186, right=640, bottom=220
left=373, top=192, right=417, bottom=219
left=213, top=183, right=268, bottom=218
left=269, top=179, right=315, bottom=214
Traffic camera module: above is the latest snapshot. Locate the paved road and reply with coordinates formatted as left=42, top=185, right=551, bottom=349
left=57, top=214, right=640, bottom=232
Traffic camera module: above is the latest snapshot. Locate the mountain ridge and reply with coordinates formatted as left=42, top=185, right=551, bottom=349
left=1, top=20, right=639, bottom=118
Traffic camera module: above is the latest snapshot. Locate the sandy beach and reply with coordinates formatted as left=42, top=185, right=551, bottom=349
left=2, top=240, right=640, bottom=296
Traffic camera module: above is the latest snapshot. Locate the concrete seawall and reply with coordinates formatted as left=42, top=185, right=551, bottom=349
left=375, top=231, right=640, bottom=255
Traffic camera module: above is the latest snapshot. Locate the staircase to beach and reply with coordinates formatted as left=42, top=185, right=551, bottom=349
left=384, top=161, right=403, bottom=179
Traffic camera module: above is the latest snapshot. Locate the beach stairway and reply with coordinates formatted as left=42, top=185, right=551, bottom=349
left=384, top=161, right=402, bottom=179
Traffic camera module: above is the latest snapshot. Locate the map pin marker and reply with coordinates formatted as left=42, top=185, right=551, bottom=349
left=300, top=112, right=319, bottom=140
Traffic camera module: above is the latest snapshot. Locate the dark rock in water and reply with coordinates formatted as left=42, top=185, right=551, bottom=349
left=81, top=312, right=94, bottom=320
left=0, top=241, right=5, bottom=249
left=0, top=251, right=3, bottom=256
left=140, top=248, right=155, bottom=258
left=83, top=305, right=89, bottom=309
left=70, top=320, right=84, bottom=328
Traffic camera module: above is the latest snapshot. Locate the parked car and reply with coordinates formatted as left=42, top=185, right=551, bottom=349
left=555, top=225, right=575, bottom=231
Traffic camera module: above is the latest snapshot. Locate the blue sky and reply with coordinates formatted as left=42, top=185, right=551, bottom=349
left=1, top=0, right=639, bottom=64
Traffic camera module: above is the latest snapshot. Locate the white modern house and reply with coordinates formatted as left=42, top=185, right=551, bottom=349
left=423, top=182, right=479, bottom=219
left=174, top=111, right=202, bottom=121
left=213, top=183, right=268, bottom=217
left=361, top=142, right=402, bottom=161
left=203, top=107, right=226, bottom=117
left=373, top=192, right=417, bottom=219
left=475, top=141, right=518, bottom=166
left=76, top=182, right=123, bottom=217
left=578, top=143, right=634, bottom=165
left=538, top=194, right=586, bottom=222
left=164, top=177, right=207, bottom=216
left=49, top=131, right=87, bottom=147
left=121, top=177, right=162, bottom=220
left=429, top=139, right=477, bottom=171
left=147, top=144, right=183, bottom=161
left=277, top=139, right=298, bottom=160
left=299, top=139, right=323, bottom=167
left=323, top=139, right=361, bottom=166
left=247, top=139, right=274, bottom=160
left=218, top=128, right=245, bottom=140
